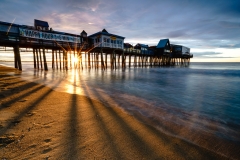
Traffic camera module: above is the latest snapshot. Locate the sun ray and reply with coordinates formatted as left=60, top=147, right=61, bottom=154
left=86, top=42, right=103, bottom=53
left=54, top=40, right=67, bottom=52
left=6, top=17, right=16, bottom=35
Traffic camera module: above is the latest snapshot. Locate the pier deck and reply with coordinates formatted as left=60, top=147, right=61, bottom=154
left=0, top=20, right=193, bottom=70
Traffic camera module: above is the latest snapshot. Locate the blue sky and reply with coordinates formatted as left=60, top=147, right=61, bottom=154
left=0, top=0, right=240, bottom=62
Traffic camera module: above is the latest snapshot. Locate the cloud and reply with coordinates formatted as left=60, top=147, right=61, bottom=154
left=192, top=51, right=239, bottom=58
left=1, top=0, right=240, bottom=61
left=219, top=21, right=240, bottom=28
left=61, top=0, right=102, bottom=12
left=218, top=44, right=240, bottom=48
left=192, top=52, right=222, bottom=58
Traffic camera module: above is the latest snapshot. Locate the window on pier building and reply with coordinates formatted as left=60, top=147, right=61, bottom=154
left=164, top=49, right=170, bottom=53
left=117, top=40, right=122, bottom=45
left=175, top=47, right=181, bottom=52
left=111, top=40, right=116, bottom=44
left=95, top=38, right=100, bottom=43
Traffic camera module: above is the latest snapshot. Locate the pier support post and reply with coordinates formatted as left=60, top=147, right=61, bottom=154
left=81, top=52, right=83, bottom=70
left=110, top=52, right=113, bottom=69
left=33, top=48, right=36, bottom=69
left=59, top=50, right=62, bottom=69
left=39, top=49, right=43, bottom=69
left=73, top=49, right=76, bottom=68
left=14, top=45, right=22, bottom=70
left=64, top=50, right=68, bottom=70
left=129, top=53, right=131, bottom=68
left=69, top=50, right=72, bottom=69
left=43, top=47, right=48, bottom=71
left=105, top=53, right=108, bottom=69
left=14, top=47, right=17, bottom=69
left=134, top=54, right=136, bottom=67
left=52, top=49, right=54, bottom=69
left=114, top=51, right=117, bottom=69
left=88, top=52, right=91, bottom=68
left=36, top=48, right=39, bottom=69
left=122, top=50, right=125, bottom=68
left=101, top=48, right=105, bottom=70
left=118, top=53, right=121, bottom=67
left=55, top=50, right=58, bottom=69
left=92, top=52, right=95, bottom=68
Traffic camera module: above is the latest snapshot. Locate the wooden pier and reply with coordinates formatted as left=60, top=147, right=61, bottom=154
left=0, top=19, right=193, bottom=71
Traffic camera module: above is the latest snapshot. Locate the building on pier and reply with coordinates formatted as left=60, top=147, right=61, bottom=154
left=156, top=39, right=171, bottom=55
left=34, top=19, right=49, bottom=31
left=134, top=43, right=148, bottom=54
left=0, top=20, right=86, bottom=49
left=171, top=45, right=192, bottom=58
left=81, top=30, right=87, bottom=37
left=0, top=19, right=87, bottom=70
left=124, top=43, right=140, bottom=54
left=148, top=46, right=156, bottom=55
left=133, top=43, right=155, bottom=55
left=124, top=43, right=133, bottom=49
left=88, top=29, right=125, bottom=49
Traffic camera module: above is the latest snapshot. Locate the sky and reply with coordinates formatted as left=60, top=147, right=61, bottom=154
left=0, top=0, right=240, bottom=62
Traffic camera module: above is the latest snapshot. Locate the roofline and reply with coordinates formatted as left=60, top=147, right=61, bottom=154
left=0, top=20, right=20, bottom=27
left=88, top=31, right=125, bottom=39
left=171, top=44, right=182, bottom=47
left=0, top=21, right=81, bottom=37
left=171, top=44, right=190, bottom=49
left=34, top=19, right=49, bottom=27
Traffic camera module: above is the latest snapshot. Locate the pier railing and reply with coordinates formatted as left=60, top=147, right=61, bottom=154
left=124, top=48, right=155, bottom=55
left=94, top=42, right=123, bottom=49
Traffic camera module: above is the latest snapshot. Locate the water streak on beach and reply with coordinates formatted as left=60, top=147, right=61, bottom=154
left=1, top=61, right=240, bottom=156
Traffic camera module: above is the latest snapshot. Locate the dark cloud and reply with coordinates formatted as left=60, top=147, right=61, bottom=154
left=219, top=21, right=240, bottom=28
left=166, top=30, right=188, bottom=38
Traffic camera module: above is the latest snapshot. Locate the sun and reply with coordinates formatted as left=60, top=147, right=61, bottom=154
left=72, top=56, right=79, bottom=63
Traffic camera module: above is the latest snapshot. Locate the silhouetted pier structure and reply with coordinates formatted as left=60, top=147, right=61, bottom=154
left=0, top=19, right=193, bottom=71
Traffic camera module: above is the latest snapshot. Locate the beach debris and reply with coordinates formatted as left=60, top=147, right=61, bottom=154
left=17, top=134, right=25, bottom=143
left=25, top=112, right=34, bottom=117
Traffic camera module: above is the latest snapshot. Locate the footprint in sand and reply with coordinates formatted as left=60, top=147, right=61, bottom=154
left=44, top=139, right=51, bottom=143
left=43, top=125, right=51, bottom=128
left=28, top=144, right=37, bottom=148
left=42, top=147, right=52, bottom=154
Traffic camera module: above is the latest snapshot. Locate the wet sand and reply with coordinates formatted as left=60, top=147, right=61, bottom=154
left=0, top=65, right=228, bottom=159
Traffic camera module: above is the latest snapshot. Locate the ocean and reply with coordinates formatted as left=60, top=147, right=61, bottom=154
left=1, top=61, right=240, bottom=156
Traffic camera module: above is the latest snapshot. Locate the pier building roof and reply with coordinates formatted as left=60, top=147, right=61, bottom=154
left=156, top=39, right=170, bottom=48
left=124, top=43, right=133, bottom=48
left=135, top=43, right=148, bottom=48
left=34, top=19, right=49, bottom=28
left=88, top=29, right=125, bottom=39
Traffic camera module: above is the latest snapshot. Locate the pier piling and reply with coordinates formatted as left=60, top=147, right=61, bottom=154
left=43, top=47, right=48, bottom=71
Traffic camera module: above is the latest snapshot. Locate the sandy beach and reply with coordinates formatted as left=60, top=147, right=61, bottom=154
left=0, top=65, right=229, bottom=159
